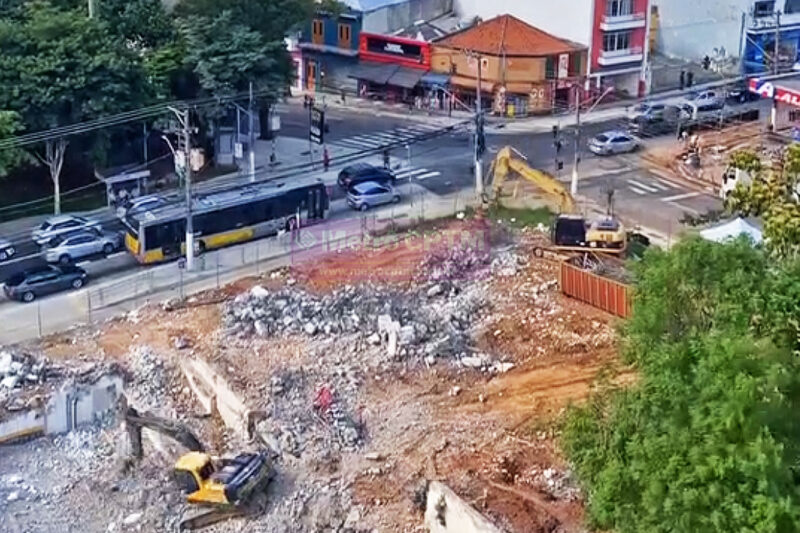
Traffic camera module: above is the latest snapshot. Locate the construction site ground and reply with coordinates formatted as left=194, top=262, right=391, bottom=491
left=0, top=215, right=629, bottom=533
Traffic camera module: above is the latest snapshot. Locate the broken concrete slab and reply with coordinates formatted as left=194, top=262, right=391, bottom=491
left=425, top=481, right=502, bottom=533
left=180, top=356, right=250, bottom=438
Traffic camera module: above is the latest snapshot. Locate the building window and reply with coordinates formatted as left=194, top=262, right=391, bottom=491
left=312, top=19, right=324, bottom=41
left=338, top=23, right=351, bottom=46
left=606, top=0, right=632, bottom=17
left=754, top=1, right=776, bottom=17
left=603, top=31, right=631, bottom=52
left=786, top=0, right=800, bottom=14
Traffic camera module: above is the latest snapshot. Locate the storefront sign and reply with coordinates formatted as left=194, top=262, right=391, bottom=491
left=558, top=53, right=569, bottom=79
left=359, top=32, right=431, bottom=69
left=749, top=77, right=800, bottom=107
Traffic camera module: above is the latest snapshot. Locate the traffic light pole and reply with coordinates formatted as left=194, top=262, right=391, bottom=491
left=474, top=55, right=484, bottom=198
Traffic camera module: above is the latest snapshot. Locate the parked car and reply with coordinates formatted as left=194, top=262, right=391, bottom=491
left=43, top=230, right=121, bottom=265
left=337, top=163, right=395, bottom=190
left=726, top=82, right=761, bottom=104
left=116, top=195, right=167, bottom=218
left=684, top=90, right=724, bottom=111
left=628, top=104, right=689, bottom=136
left=3, top=265, right=87, bottom=303
left=588, top=131, right=639, bottom=155
left=32, top=215, right=102, bottom=246
left=346, top=181, right=400, bottom=211
left=0, top=238, right=15, bottom=262
left=626, top=102, right=667, bottom=121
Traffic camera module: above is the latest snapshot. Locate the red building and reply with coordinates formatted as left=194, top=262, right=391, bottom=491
left=350, top=33, right=433, bottom=102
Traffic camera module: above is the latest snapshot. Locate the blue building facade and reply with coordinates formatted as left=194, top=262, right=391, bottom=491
left=299, top=9, right=364, bottom=93
left=744, top=0, right=800, bottom=74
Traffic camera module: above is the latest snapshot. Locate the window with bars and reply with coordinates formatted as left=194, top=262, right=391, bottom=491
left=606, top=0, right=633, bottom=17
left=312, top=19, right=324, bottom=43
left=603, top=31, right=631, bottom=52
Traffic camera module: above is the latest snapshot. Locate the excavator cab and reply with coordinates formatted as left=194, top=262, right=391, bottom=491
left=174, top=451, right=272, bottom=507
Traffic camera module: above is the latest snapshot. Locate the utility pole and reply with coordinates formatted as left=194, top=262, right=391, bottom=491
left=774, top=10, right=782, bottom=74
left=474, top=54, right=484, bottom=198
left=183, top=109, right=194, bottom=271
left=571, top=84, right=581, bottom=196
left=248, top=82, right=256, bottom=182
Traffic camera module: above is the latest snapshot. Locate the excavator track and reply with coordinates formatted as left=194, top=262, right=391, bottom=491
left=179, top=507, right=245, bottom=530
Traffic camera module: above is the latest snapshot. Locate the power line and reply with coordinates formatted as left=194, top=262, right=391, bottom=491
left=0, top=89, right=283, bottom=151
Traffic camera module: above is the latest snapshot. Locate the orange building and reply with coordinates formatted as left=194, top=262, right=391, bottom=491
left=431, top=14, right=588, bottom=116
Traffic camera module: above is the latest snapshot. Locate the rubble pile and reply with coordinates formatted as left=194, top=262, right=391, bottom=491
left=416, top=245, right=492, bottom=283
left=0, top=349, right=47, bottom=393
left=126, top=345, right=172, bottom=412
left=224, top=280, right=493, bottom=363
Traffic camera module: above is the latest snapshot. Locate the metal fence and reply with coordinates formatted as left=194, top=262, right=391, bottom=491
left=0, top=188, right=475, bottom=344
left=559, top=262, right=632, bottom=318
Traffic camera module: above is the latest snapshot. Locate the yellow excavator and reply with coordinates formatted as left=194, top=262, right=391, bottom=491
left=120, top=398, right=273, bottom=530
left=489, top=146, right=627, bottom=252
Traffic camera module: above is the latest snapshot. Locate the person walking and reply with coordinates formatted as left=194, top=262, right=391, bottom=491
left=679, top=70, right=686, bottom=91
left=383, top=149, right=390, bottom=169
left=323, top=145, right=330, bottom=171
left=686, top=71, right=694, bottom=88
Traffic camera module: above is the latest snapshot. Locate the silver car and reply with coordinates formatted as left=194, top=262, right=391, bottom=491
left=0, top=238, right=14, bottom=262
left=43, top=230, right=121, bottom=265
left=346, top=181, right=400, bottom=211
left=588, top=131, right=639, bottom=156
left=32, top=215, right=102, bottom=246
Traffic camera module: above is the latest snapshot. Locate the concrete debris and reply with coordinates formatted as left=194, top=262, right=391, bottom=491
left=122, top=512, right=142, bottom=527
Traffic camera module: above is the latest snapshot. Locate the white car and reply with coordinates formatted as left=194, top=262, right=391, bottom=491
left=116, top=195, right=167, bottom=218
left=684, top=90, right=724, bottom=111
left=43, top=230, right=121, bottom=265
left=588, top=131, right=640, bottom=155
left=0, top=238, right=15, bottom=262
left=31, top=215, right=102, bottom=246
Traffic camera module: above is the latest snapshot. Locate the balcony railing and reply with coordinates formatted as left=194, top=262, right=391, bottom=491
left=598, top=46, right=644, bottom=66
left=599, top=12, right=646, bottom=31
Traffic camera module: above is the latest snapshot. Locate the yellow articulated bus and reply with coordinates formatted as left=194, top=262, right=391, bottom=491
left=123, top=177, right=329, bottom=264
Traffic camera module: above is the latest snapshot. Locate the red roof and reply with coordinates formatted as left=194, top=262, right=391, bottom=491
left=434, top=14, right=585, bottom=57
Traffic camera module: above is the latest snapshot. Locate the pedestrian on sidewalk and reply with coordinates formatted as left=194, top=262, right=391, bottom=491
left=383, top=149, right=390, bottom=169
left=687, top=71, right=694, bottom=88
left=679, top=70, right=685, bottom=91
left=323, top=146, right=330, bottom=171
left=340, top=89, right=346, bottom=105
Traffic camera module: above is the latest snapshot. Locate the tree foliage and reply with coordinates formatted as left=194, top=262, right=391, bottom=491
left=0, top=110, right=28, bottom=177
left=563, top=238, right=800, bottom=533
left=724, top=148, right=800, bottom=258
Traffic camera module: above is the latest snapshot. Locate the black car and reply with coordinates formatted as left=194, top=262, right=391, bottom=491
left=3, top=265, right=87, bottom=303
left=337, top=163, right=395, bottom=189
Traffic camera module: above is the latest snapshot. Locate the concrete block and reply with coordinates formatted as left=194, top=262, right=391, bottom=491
left=181, top=357, right=250, bottom=438
left=425, top=481, right=502, bottom=533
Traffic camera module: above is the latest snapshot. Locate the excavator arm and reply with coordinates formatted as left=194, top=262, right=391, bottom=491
left=118, top=395, right=204, bottom=460
left=490, top=146, right=576, bottom=213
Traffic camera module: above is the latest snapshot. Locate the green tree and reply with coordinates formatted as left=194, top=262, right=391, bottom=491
left=563, top=238, right=800, bottom=533
left=0, top=110, right=28, bottom=177
left=0, top=1, right=149, bottom=212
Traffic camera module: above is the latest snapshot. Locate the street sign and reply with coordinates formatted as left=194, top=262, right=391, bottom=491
left=309, top=106, right=325, bottom=145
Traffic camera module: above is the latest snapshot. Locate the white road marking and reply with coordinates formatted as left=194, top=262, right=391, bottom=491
left=661, top=191, right=701, bottom=202
left=649, top=181, right=669, bottom=191
left=395, top=168, right=431, bottom=178
left=654, top=177, right=684, bottom=189
left=628, top=186, right=648, bottom=195
left=667, top=201, right=700, bottom=215
left=627, top=179, right=659, bottom=193
left=413, top=171, right=442, bottom=181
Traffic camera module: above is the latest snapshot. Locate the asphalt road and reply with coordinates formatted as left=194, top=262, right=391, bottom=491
left=0, top=100, right=730, bottom=316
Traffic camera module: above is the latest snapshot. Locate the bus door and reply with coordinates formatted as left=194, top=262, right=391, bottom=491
left=305, top=187, right=325, bottom=221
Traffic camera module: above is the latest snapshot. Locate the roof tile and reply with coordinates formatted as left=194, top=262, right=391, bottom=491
left=434, top=14, right=585, bottom=56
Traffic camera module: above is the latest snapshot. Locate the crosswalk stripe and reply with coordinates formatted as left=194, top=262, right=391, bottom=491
left=413, top=171, right=442, bottom=180
left=661, top=191, right=701, bottom=202
left=396, top=126, right=432, bottom=136
left=373, top=132, right=411, bottom=143
left=654, top=177, right=683, bottom=189
left=331, top=139, right=374, bottom=150
left=396, top=167, right=430, bottom=178
left=627, top=179, right=659, bottom=193
left=347, top=135, right=385, bottom=146
left=667, top=201, right=699, bottom=215
left=629, top=186, right=648, bottom=195
left=649, top=181, right=669, bottom=191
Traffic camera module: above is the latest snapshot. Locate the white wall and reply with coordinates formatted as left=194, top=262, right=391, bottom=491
left=654, top=0, right=751, bottom=60
left=453, top=0, right=594, bottom=46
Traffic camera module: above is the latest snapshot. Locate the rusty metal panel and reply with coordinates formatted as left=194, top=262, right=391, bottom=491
left=559, top=262, right=632, bottom=318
